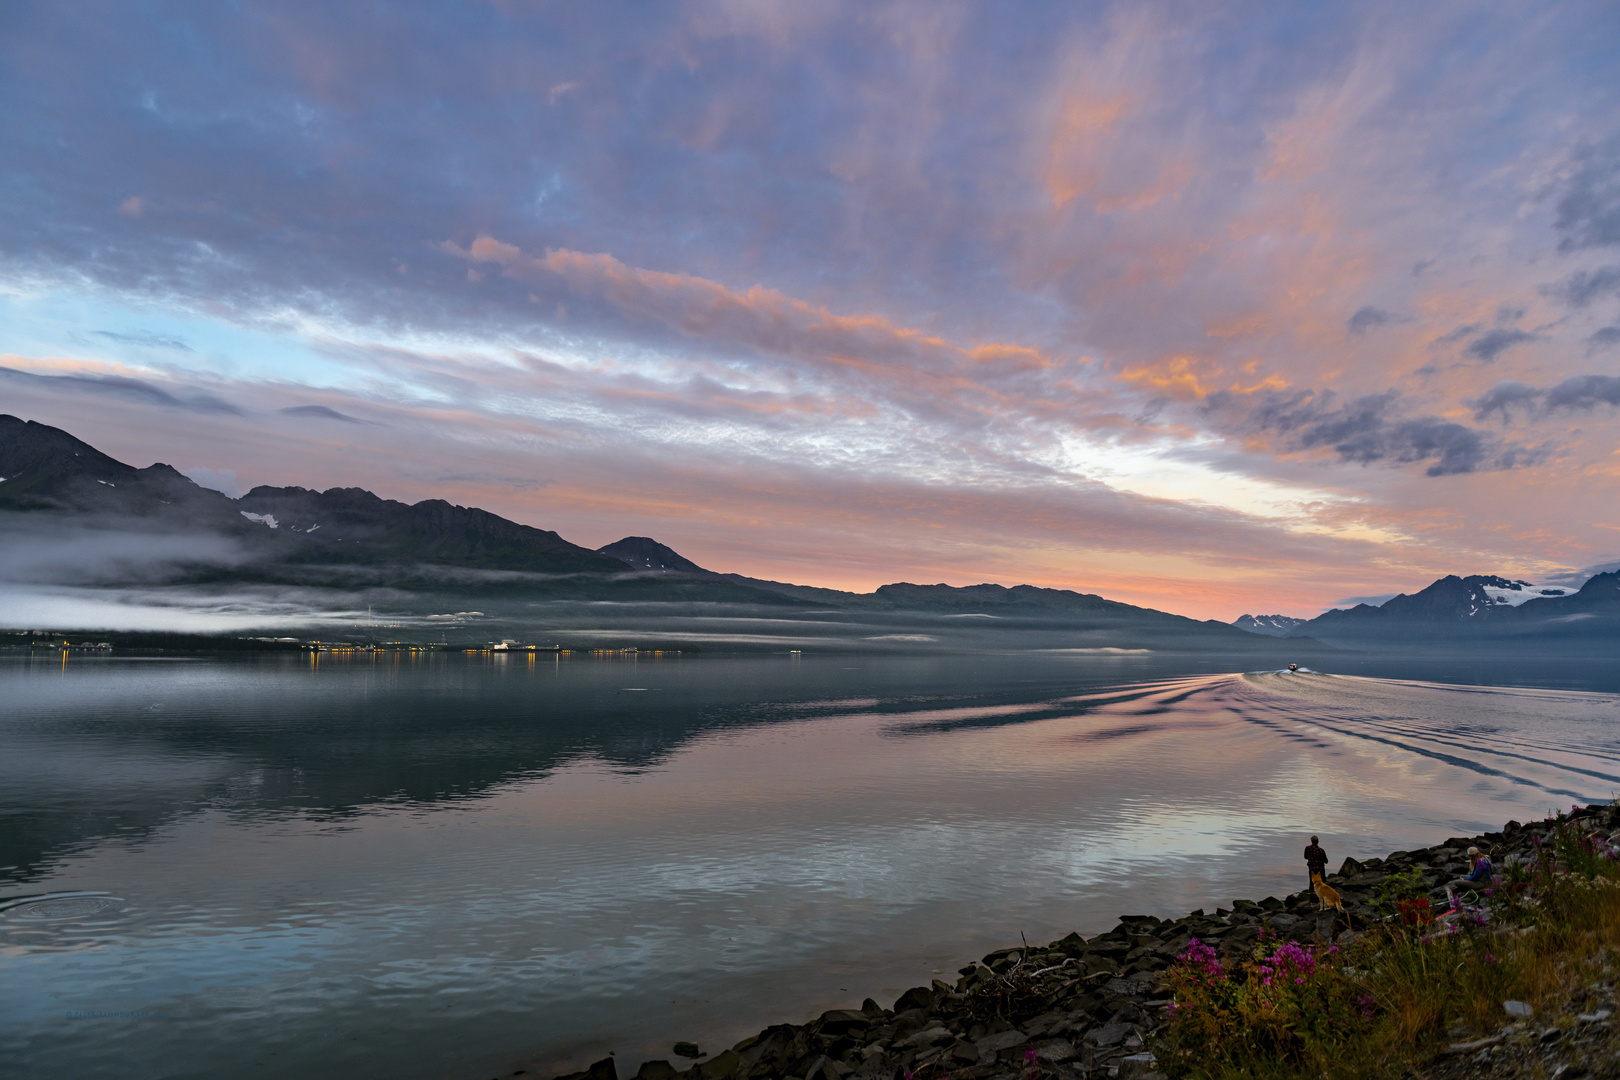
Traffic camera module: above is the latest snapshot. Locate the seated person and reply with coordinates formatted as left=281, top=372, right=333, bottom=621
left=1443, top=846, right=1493, bottom=907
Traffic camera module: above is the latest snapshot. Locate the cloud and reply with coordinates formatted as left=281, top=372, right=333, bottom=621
left=183, top=467, right=241, bottom=498
left=0, top=364, right=242, bottom=414
left=1463, top=327, right=1535, bottom=363
left=1544, top=374, right=1620, bottom=411
left=1588, top=326, right=1620, bottom=352
left=0, top=514, right=249, bottom=586
left=1470, top=374, right=1620, bottom=420
left=1555, top=137, right=1620, bottom=252
left=1541, top=559, right=1620, bottom=588
left=1346, top=306, right=1394, bottom=336
left=1469, top=380, right=1539, bottom=421
left=280, top=404, right=364, bottom=423
left=1541, top=265, right=1620, bottom=308
left=1220, top=387, right=1533, bottom=476
left=92, top=330, right=194, bottom=351
left=1, top=2, right=1618, bottom=620
left=1329, top=593, right=1396, bottom=608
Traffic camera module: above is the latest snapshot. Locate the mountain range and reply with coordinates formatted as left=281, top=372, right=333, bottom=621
left=2, top=414, right=1615, bottom=649
left=1241, top=571, right=1620, bottom=647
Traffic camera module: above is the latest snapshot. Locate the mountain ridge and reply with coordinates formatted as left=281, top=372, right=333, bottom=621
left=1270, top=571, right=1620, bottom=645
left=4, top=414, right=1614, bottom=648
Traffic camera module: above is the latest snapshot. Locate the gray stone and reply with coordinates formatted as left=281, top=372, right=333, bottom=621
left=975, top=1029, right=1028, bottom=1054
left=1578, top=1009, right=1613, bottom=1023
left=1117, top=1053, right=1156, bottom=1077
left=901, top=1026, right=953, bottom=1048
left=1085, top=1023, right=1134, bottom=1048
left=1034, top=1039, right=1077, bottom=1063
left=1505, top=1000, right=1535, bottom=1018
left=1444, top=1036, right=1504, bottom=1055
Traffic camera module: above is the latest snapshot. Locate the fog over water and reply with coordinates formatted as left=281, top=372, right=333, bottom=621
left=2, top=652, right=1617, bottom=1080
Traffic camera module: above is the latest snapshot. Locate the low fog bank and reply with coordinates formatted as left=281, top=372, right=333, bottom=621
left=0, top=514, right=251, bottom=586
left=0, top=576, right=1266, bottom=654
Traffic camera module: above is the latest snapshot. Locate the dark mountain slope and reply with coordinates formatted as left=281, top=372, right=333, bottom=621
left=0, top=415, right=248, bottom=524
left=598, top=536, right=718, bottom=575
left=1233, top=614, right=1308, bottom=637
left=236, top=485, right=628, bottom=574
left=1291, top=571, right=1620, bottom=645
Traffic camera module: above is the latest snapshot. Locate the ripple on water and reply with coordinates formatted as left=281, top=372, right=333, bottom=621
left=0, top=892, right=125, bottom=921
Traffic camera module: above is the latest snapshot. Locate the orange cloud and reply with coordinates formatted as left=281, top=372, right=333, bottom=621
left=443, top=237, right=1066, bottom=396
left=1117, top=354, right=1221, bottom=399
left=1043, top=91, right=1132, bottom=208
left=1041, top=79, right=1192, bottom=214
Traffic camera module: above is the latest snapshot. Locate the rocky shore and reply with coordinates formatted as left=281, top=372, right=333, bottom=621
left=522, top=804, right=1620, bottom=1080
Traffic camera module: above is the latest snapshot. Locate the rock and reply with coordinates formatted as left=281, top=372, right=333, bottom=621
left=696, top=1050, right=740, bottom=1080
left=1085, top=1022, right=1134, bottom=1048
left=1444, top=1036, right=1504, bottom=1055
left=900, top=1026, right=953, bottom=1049
left=672, top=1043, right=703, bottom=1060
left=975, top=1029, right=1028, bottom=1054
left=1505, top=1000, right=1535, bottom=1018
left=892, top=987, right=935, bottom=1013
left=635, top=1062, right=678, bottom=1080
left=1034, top=1039, right=1077, bottom=1063
left=818, top=1010, right=870, bottom=1036
left=555, top=1059, right=618, bottom=1080
left=1118, top=1052, right=1156, bottom=1077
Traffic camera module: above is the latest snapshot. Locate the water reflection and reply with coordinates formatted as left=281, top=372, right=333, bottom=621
left=1, top=655, right=1616, bottom=1080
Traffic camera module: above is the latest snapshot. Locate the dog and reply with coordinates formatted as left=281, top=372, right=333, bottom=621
left=1311, top=872, right=1351, bottom=926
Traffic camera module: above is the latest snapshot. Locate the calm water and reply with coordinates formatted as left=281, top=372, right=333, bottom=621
left=2, top=652, right=1618, bottom=1080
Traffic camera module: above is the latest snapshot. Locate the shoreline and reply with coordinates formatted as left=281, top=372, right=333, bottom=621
left=509, top=804, right=1620, bottom=1080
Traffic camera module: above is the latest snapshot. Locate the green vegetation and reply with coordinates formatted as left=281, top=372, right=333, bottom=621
left=1157, top=808, right=1620, bottom=1080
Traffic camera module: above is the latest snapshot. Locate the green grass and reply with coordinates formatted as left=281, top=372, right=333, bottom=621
left=1157, top=810, right=1620, bottom=1080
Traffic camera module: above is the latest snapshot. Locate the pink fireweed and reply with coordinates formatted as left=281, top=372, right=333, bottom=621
left=1176, top=937, right=1225, bottom=980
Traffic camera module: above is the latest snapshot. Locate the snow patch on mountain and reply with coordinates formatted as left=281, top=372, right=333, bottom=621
left=1476, top=578, right=1574, bottom=608
left=1233, top=613, right=1308, bottom=637
left=240, top=511, right=279, bottom=529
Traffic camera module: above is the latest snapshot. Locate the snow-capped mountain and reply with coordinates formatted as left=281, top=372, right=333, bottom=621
left=1284, top=572, right=1619, bottom=645
left=1475, top=578, right=1576, bottom=607
left=1232, top=614, right=1309, bottom=637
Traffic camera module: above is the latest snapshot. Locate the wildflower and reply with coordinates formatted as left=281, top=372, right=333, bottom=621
left=1484, top=953, right=1498, bottom=964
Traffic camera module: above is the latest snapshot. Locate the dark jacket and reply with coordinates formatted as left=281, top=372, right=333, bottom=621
left=1303, top=843, right=1328, bottom=873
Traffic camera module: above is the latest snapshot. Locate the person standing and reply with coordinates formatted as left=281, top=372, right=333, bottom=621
left=1303, top=835, right=1328, bottom=891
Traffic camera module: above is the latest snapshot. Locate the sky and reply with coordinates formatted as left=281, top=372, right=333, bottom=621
left=3, top=0, right=1620, bottom=621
